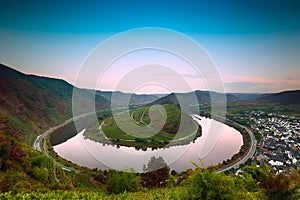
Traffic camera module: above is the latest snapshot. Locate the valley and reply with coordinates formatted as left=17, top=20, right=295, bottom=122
left=0, top=64, right=299, bottom=198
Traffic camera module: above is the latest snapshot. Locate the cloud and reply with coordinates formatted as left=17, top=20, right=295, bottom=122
left=223, top=75, right=300, bottom=93
left=182, top=73, right=203, bottom=79
left=151, top=73, right=204, bottom=79
left=225, top=82, right=263, bottom=88
left=224, top=82, right=270, bottom=92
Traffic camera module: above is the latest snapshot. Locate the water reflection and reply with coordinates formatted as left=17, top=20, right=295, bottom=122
left=53, top=116, right=243, bottom=172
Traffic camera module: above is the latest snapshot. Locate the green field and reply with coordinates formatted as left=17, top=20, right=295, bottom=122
left=84, top=104, right=201, bottom=148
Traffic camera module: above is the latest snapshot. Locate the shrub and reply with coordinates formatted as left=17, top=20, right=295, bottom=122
left=185, top=167, right=252, bottom=200
left=31, top=166, right=48, bottom=182
left=107, top=170, right=141, bottom=194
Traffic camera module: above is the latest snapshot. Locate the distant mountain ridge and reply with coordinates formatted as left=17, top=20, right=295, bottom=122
left=258, top=90, right=300, bottom=104
left=230, top=93, right=269, bottom=101
left=151, top=90, right=239, bottom=106
left=151, top=90, right=300, bottom=106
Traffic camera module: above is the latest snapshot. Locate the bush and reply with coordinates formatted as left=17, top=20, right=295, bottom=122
left=107, top=170, right=141, bottom=194
left=186, top=168, right=250, bottom=200
left=31, top=166, right=48, bottom=182
left=243, top=165, right=299, bottom=200
left=73, top=173, right=92, bottom=188
left=166, top=175, right=176, bottom=188
left=31, top=155, right=47, bottom=167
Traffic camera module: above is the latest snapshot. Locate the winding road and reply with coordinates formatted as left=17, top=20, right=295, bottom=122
left=33, top=118, right=76, bottom=171
left=208, top=114, right=257, bottom=172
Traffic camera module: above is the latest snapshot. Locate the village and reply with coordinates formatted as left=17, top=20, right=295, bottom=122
left=234, top=111, right=300, bottom=172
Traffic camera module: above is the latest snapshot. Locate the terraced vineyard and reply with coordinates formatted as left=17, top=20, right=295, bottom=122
left=84, top=104, right=201, bottom=148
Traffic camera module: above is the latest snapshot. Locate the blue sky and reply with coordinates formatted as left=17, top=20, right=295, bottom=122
left=0, top=0, right=300, bottom=93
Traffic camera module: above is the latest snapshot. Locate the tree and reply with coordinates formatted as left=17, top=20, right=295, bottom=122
left=141, top=156, right=170, bottom=188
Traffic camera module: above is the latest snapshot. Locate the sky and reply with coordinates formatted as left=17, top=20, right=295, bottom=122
left=0, top=0, right=300, bottom=93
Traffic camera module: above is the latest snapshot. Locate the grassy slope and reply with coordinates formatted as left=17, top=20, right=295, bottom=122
left=84, top=104, right=201, bottom=147
left=0, top=64, right=111, bottom=191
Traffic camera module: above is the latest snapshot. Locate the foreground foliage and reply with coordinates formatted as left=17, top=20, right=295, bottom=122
left=107, top=170, right=141, bottom=194
left=1, top=163, right=299, bottom=200
left=0, top=187, right=186, bottom=200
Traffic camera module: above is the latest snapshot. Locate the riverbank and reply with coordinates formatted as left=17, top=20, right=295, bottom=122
left=195, top=113, right=257, bottom=171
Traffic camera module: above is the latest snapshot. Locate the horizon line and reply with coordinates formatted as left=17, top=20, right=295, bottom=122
left=1, top=62, right=299, bottom=95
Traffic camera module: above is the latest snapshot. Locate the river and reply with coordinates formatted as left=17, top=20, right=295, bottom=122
left=53, top=115, right=243, bottom=172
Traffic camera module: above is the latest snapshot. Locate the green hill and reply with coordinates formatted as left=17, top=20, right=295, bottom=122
left=84, top=104, right=201, bottom=148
